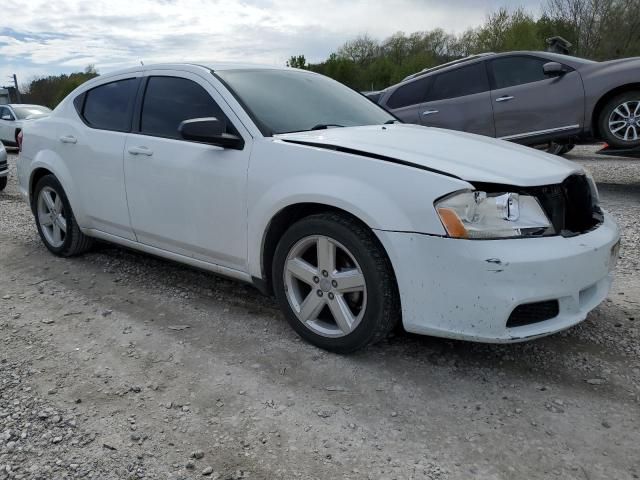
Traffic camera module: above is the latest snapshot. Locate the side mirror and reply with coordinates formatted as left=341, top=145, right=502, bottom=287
left=1, top=115, right=12, bottom=121
left=178, top=117, right=244, bottom=150
left=543, top=62, right=567, bottom=77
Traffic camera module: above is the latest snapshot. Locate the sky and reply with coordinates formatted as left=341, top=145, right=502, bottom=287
left=0, top=0, right=541, bottom=89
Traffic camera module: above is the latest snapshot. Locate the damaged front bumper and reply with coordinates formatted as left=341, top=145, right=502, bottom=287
left=375, top=212, right=620, bottom=343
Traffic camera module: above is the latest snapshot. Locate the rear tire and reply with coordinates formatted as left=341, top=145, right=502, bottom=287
left=272, top=213, right=400, bottom=353
left=33, top=175, right=93, bottom=256
left=0, top=177, right=6, bottom=191
left=598, top=90, right=640, bottom=149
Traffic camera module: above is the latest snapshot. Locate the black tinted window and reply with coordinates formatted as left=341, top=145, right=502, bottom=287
left=141, top=76, right=231, bottom=139
left=83, top=79, right=137, bottom=131
left=490, top=56, right=549, bottom=89
left=386, top=77, right=429, bottom=109
left=426, top=62, right=489, bottom=102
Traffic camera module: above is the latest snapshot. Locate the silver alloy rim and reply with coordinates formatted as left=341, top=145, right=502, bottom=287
left=283, top=235, right=367, bottom=338
left=608, top=100, right=640, bottom=142
left=37, top=186, right=67, bottom=248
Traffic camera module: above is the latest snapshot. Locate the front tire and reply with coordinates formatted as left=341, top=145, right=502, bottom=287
left=272, top=213, right=400, bottom=353
left=33, top=175, right=93, bottom=256
left=599, top=91, right=640, bottom=149
left=0, top=177, right=6, bottom=191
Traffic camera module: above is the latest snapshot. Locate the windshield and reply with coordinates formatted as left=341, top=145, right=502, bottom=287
left=215, top=69, right=395, bottom=135
left=12, top=105, right=51, bottom=120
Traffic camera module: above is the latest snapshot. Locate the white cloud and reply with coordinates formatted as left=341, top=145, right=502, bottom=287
left=0, top=0, right=540, bottom=84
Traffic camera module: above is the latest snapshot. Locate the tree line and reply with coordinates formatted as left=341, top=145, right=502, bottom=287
left=289, top=0, right=640, bottom=91
left=19, top=66, right=98, bottom=108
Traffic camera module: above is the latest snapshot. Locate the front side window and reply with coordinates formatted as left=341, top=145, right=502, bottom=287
left=140, top=76, right=234, bottom=139
left=386, top=77, right=430, bottom=109
left=489, top=56, right=551, bottom=90
left=82, top=78, right=137, bottom=131
left=0, top=107, right=14, bottom=120
left=215, top=69, right=395, bottom=135
left=425, top=62, right=490, bottom=102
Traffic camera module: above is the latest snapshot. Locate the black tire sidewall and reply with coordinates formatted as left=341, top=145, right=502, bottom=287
left=33, top=175, right=77, bottom=256
left=599, top=91, right=640, bottom=148
left=0, top=176, right=6, bottom=191
left=273, top=215, right=394, bottom=353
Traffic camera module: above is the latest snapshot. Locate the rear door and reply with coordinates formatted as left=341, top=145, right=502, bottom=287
left=60, top=74, right=141, bottom=240
left=418, top=62, right=495, bottom=137
left=488, top=55, right=585, bottom=141
left=0, top=106, right=15, bottom=143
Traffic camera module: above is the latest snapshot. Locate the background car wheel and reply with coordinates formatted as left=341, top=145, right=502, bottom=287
left=544, top=142, right=574, bottom=156
left=0, top=177, right=6, bottom=191
left=273, top=212, right=400, bottom=353
left=33, top=175, right=93, bottom=256
left=599, top=90, right=640, bottom=149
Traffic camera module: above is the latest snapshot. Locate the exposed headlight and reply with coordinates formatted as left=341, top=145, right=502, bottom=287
left=435, top=190, right=554, bottom=239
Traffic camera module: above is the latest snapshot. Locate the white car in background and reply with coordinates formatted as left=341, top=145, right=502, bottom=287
left=17, top=64, right=620, bottom=352
left=0, top=142, right=7, bottom=191
left=0, top=104, right=51, bottom=147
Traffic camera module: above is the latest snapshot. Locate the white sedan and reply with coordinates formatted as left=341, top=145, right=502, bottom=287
left=0, top=104, right=51, bottom=147
left=17, top=63, right=620, bottom=352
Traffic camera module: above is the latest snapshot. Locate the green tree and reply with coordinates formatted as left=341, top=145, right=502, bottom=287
left=23, top=66, right=99, bottom=108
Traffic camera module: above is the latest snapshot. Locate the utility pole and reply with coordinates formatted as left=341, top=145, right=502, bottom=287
left=11, top=74, right=22, bottom=103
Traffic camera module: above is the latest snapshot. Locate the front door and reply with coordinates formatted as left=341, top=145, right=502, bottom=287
left=488, top=55, right=585, bottom=142
left=123, top=71, right=251, bottom=271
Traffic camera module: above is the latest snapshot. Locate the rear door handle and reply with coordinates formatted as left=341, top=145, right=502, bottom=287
left=59, top=135, right=77, bottom=144
left=495, top=95, right=514, bottom=103
left=422, top=109, right=439, bottom=116
left=127, top=146, right=153, bottom=156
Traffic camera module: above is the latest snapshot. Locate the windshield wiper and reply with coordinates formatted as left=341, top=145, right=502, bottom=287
left=384, top=119, right=400, bottom=124
left=310, top=123, right=345, bottom=130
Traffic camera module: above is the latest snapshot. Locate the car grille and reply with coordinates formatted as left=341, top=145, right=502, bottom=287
left=474, top=174, right=602, bottom=237
left=507, top=300, right=560, bottom=328
left=535, top=174, right=601, bottom=236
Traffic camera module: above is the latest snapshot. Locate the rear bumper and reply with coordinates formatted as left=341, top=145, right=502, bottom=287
left=375, top=213, right=620, bottom=343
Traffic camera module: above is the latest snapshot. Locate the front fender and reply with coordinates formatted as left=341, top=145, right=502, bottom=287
left=246, top=140, right=470, bottom=279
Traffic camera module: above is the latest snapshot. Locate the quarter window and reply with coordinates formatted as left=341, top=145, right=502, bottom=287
left=489, top=56, right=550, bottom=89
left=425, top=62, right=489, bottom=102
left=386, top=77, right=430, bottom=109
left=82, top=78, right=137, bottom=131
left=140, top=76, right=233, bottom=139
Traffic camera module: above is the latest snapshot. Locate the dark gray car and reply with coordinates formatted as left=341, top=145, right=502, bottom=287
left=373, top=51, right=640, bottom=150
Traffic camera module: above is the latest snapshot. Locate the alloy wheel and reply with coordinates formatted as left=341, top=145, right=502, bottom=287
left=283, top=235, right=367, bottom=338
left=37, top=186, right=67, bottom=248
left=608, top=100, right=640, bottom=142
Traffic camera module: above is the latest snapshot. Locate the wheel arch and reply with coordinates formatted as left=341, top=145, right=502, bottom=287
left=255, top=202, right=399, bottom=297
left=591, top=83, right=640, bottom=138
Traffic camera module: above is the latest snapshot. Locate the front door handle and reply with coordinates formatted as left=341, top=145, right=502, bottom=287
left=495, top=95, right=515, bottom=103
left=127, top=146, right=154, bottom=156
left=422, top=109, right=439, bottom=116
left=59, top=135, right=77, bottom=144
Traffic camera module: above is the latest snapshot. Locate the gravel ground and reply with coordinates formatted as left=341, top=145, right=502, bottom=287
left=0, top=146, right=638, bottom=480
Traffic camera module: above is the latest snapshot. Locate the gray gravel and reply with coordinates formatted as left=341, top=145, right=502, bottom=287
left=1, top=146, right=639, bottom=479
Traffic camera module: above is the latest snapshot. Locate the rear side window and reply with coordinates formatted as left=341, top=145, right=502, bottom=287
left=386, top=77, right=430, bottom=109
left=426, top=62, right=489, bottom=102
left=140, top=76, right=233, bottom=139
left=489, top=56, right=549, bottom=89
left=82, top=78, right=137, bottom=131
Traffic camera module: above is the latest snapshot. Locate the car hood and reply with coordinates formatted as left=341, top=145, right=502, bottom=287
left=275, top=124, right=582, bottom=186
